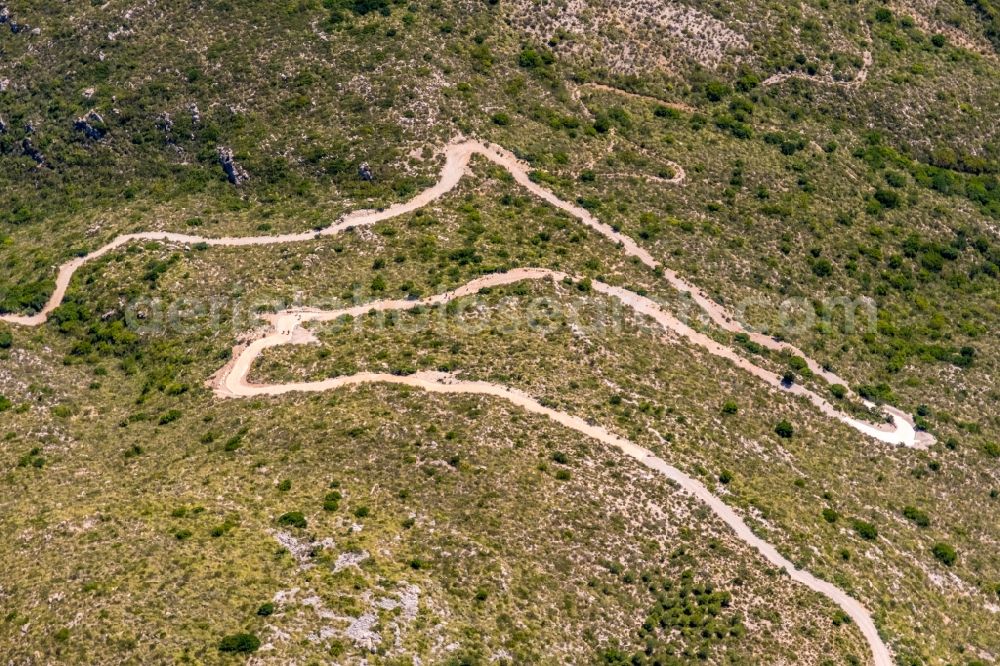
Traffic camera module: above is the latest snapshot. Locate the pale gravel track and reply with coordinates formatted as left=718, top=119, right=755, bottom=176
left=210, top=285, right=892, bottom=666
left=1, top=136, right=914, bottom=663
left=0, top=138, right=928, bottom=447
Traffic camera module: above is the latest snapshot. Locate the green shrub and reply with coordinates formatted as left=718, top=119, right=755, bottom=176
left=218, top=633, right=260, bottom=653
left=0, top=395, right=11, bottom=412
left=718, top=470, right=733, bottom=484
left=832, top=610, right=852, bottom=626
left=721, top=400, right=738, bottom=414
left=517, top=47, right=553, bottom=68
left=276, top=479, right=292, bottom=492
left=704, top=81, right=730, bottom=101
left=902, top=505, right=930, bottom=527
left=874, top=188, right=901, bottom=209
left=277, top=511, right=307, bottom=529
left=822, top=508, right=839, bottom=524
left=256, top=602, right=275, bottom=617
left=830, top=384, right=847, bottom=400
left=931, top=542, right=957, bottom=566
left=811, top=258, right=833, bottom=277
left=323, top=491, right=342, bottom=511
left=158, top=409, right=182, bottom=425
left=0, top=330, right=12, bottom=348
left=774, top=420, right=794, bottom=438
left=852, top=519, right=878, bottom=541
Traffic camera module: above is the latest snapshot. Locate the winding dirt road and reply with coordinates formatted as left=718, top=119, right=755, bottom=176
left=210, top=294, right=893, bottom=666
left=3, top=137, right=914, bottom=663
left=0, top=138, right=927, bottom=447
left=213, top=267, right=919, bottom=447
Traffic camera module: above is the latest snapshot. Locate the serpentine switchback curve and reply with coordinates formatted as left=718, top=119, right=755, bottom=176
left=207, top=271, right=893, bottom=666
left=3, top=138, right=912, bottom=662
left=0, top=137, right=929, bottom=447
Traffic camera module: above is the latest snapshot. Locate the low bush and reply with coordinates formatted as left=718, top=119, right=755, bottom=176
left=774, top=420, right=794, bottom=438
left=276, top=511, right=307, bottom=529
left=852, top=520, right=878, bottom=541
left=218, top=633, right=260, bottom=653
left=902, top=505, right=930, bottom=527
left=931, top=542, right=957, bottom=566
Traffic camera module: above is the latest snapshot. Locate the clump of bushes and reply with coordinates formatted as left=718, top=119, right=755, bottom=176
left=323, top=490, right=342, bottom=511
left=218, top=633, right=260, bottom=653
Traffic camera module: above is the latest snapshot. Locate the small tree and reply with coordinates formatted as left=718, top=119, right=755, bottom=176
left=774, top=420, right=794, bottom=438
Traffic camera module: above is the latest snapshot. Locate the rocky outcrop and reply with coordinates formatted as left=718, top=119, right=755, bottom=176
left=217, top=146, right=248, bottom=185
left=74, top=110, right=106, bottom=140
left=158, top=113, right=173, bottom=133
left=0, top=116, right=7, bottom=134
left=189, top=103, right=201, bottom=125
left=358, top=162, right=373, bottom=181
